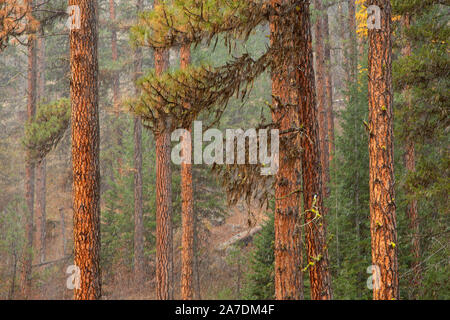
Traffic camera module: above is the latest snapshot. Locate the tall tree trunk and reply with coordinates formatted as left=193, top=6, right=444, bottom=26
left=154, top=0, right=172, bottom=298
left=270, top=0, right=303, bottom=300
left=296, top=1, right=333, bottom=300
left=35, top=31, right=46, bottom=264
left=180, top=44, right=194, bottom=300
left=347, top=0, right=357, bottom=83
left=367, top=0, right=398, bottom=300
left=402, top=15, right=421, bottom=299
left=70, top=0, right=101, bottom=300
left=313, top=0, right=330, bottom=219
left=323, top=10, right=335, bottom=163
left=109, top=0, right=119, bottom=111
left=133, top=0, right=145, bottom=287
left=155, top=121, right=173, bottom=300
left=22, top=0, right=37, bottom=298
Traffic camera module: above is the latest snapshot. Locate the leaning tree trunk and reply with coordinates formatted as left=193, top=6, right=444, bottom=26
left=313, top=0, right=330, bottom=219
left=35, top=31, right=47, bottom=264
left=133, top=0, right=145, bottom=287
left=22, top=0, right=37, bottom=297
left=69, top=0, right=101, bottom=300
left=270, top=0, right=303, bottom=300
left=402, top=14, right=421, bottom=299
left=154, top=0, right=173, bottom=299
left=180, top=44, right=194, bottom=300
left=296, top=1, right=333, bottom=300
left=367, top=0, right=398, bottom=300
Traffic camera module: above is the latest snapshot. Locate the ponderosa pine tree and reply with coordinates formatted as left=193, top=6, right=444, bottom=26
left=270, top=0, right=303, bottom=300
left=21, top=0, right=37, bottom=299
left=35, top=30, right=46, bottom=264
left=367, top=0, right=398, bottom=300
left=313, top=0, right=330, bottom=221
left=153, top=0, right=173, bottom=300
left=131, top=0, right=333, bottom=300
left=392, top=0, right=449, bottom=299
left=295, top=0, right=332, bottom=300
left=69, top=0, right=101, bottom=300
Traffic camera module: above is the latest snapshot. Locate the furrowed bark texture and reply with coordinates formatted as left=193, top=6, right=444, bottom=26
left=270, top=0, right=303, bottom=300
left=69, top=0, right=101, bottom=300
left=367, top=0, right=398, bottom=300
left=180, top=44, right=194, bottom=300
left=313, top=0, right=330, bottom=219
left=296, top=1, right=333, bottom=300
left=154, top=0, right=173, bottom=298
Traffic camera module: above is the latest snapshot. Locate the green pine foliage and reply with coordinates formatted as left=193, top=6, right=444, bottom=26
left=0, top=198, right=26, bottom=299
left=23, top=98, right=70, bottom=162
left=243, top=213, right=275, bottom=300
left=328, top=61, right=371, bottom=300
left=393, top=0, right=449, bottom=299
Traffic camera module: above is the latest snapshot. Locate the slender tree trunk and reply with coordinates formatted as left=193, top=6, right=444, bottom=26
left=133, top=0, right=145, bottom=287
left=69, top=0, right=101, bottom=300
left=60, top=208, right=66, bottom=256
left=296, top=1, right=333, bottom=300
left=35, top=32, right=46, bottom=264
left=154, top=0, right=172, bottom=298
left=348, top=0, right=357, bottom=83
left=180, top=44, right=194, bottom=300
left=270, top=0, right=303, bottom=300
left=337, top=1, right=346, bottom=89
left=313, top=0, right=330, bottom=218
left=109, top=0, right=119, bottom=111
left=323, top=11, right=335, bottom=163
left=35, top=159, right=46, bottom=263
left=22, top=0, right=37, bottom=297
left=367, top=0, right=398, bottom=300
left=402, top=15, right=421, bottom=299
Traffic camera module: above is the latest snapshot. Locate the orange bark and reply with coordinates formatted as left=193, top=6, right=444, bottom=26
left=296, top=1, right=333, bottom=300
left=270, top=0, right=303, bottom=300
left=154, top=0, right=173, bottom=299
left=367, top=0, right=398, bottom=300
left=70, top=0, right=101, bottom=300
left=313, top=0, right=330, bottom=219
